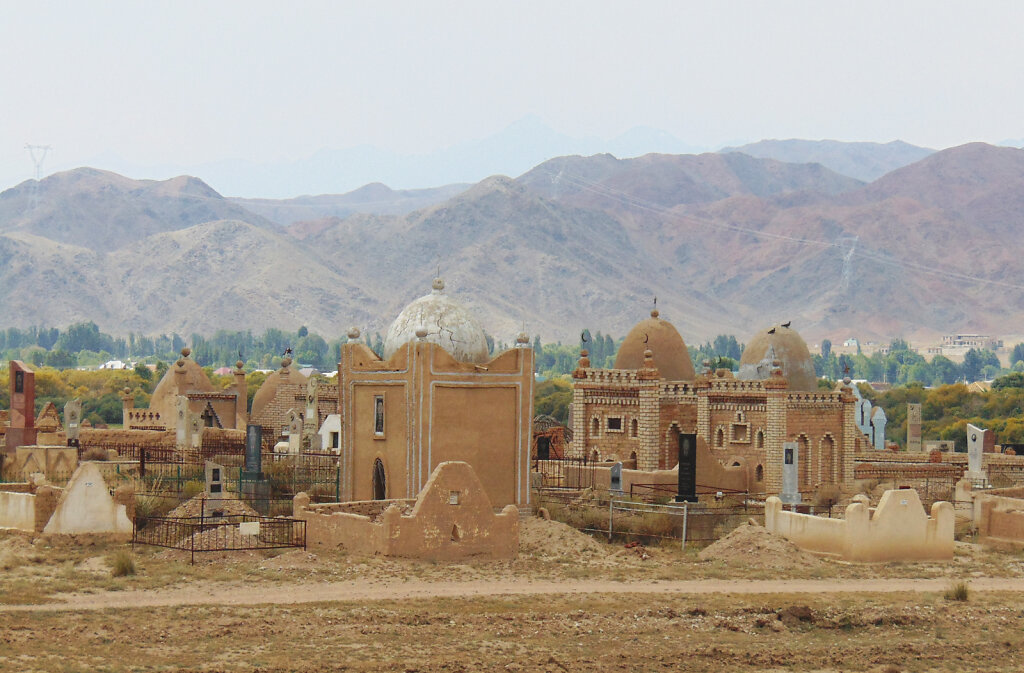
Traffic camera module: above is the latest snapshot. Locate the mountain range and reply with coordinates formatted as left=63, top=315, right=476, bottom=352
left=1, top=140, right=1022, bottom=348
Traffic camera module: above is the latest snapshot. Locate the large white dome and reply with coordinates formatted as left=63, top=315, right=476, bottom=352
left=383, top=278, right=489, bottom=364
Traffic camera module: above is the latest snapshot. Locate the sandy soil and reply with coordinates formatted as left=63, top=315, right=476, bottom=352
left=3, top=519, right=1024, bottom=671
left=4, top=576, right=1024, bottom=612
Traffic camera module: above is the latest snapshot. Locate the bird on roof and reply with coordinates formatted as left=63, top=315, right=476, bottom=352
left=768, top=327, right=776, bottom=335
left=781, top=321, right=791, bottom=328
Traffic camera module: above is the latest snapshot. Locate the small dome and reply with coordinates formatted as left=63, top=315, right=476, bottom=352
left=739, top=325, right=817, bottom=391
left=614, top=309, right=695, bottom=380
left=250, top=363, right=310, bottom=420
left=383, top=278, right=489, bottom=364
left=347, top=326, right=361, bottom=341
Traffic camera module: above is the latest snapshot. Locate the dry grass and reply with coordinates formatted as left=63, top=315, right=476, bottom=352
left=110, top=549, right=136, bottom=577
left=945, top=579, right=970, bottom=601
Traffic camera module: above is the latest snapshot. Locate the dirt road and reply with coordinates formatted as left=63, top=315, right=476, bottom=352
left=5, top=576, right=1024, bottom=612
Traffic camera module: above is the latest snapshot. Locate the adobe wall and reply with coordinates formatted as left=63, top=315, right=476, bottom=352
left=976, top=495, right=1024, bottom=548
left=297, top=461, right=518, bottom=560
left=0, top=491, right=36, bottom=531
left=0, top=484, right=61, bottom=532
left=766, top=489, right=954, bottom=562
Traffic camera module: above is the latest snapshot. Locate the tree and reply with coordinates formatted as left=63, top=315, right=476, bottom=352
left=1011, top=343, right=1024, bottom=366
left=821, top=339, right=832, bottom=359
left=297, top=326, right=309, bottom=338
left=993, top=372, right=1024, bottom=390
left=133, top=362, right=153, bottom=381
left=963, top=348, right=1000, bottom=382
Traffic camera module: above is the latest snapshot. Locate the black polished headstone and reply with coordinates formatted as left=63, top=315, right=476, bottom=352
left=244, top=424, right=262, bottom=478
left=675, top=432, right=698, bottom=503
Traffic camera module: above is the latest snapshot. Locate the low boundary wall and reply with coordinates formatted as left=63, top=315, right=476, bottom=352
left=766, top=488, right=954, bottom=562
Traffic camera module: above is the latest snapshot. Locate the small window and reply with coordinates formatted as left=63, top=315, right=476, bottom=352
left=756, top=464, right=764, bottom=481
left=330, top=431, right=340, bottom=449
left=211, top=468, right=221, bottom=481
left=756, top=429, right=765, bottom=449
left=449, top=491, right=460, bottom=505
left=715, top=427, right=725, bottom=448
left=630, top=419, right=638, bottom=437
left=591, top=417, right=599, bottom=436
left=607, top=417, right=622, bottom=431
left=373, top=395, right=385, bottom=436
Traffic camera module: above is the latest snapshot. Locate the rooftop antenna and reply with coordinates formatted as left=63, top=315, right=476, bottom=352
left=24, top=144, right=52, bottom=212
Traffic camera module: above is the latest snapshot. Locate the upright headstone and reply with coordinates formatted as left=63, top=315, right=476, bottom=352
left=189, top=412, right=202, bottom=449
left=244, top=424, right=262, bottom=477
left=287, top=409, right=302, bottom=454
left=64, top=399, right=82, bottom=447
left=6, top=360, right=37, bottom=455
left=966, top=423, right=987, bottom=483
left=610, top=462, right=623, bottom=493
left=780, top=441, right=801, bottom=504
left=175, top=396, right=190, bottom=448
left=303, top=377, right=320, bottom=449
left=674, top=433, right=697, bottom=503
left=241, top=424, right=270, bottom=514
left=205, top=461, right=225, bottom=500
left=907, top=403, right=922, bottom=453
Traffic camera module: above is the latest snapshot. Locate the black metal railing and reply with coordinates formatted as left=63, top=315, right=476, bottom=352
left=132, top=513, right=306, bottom=563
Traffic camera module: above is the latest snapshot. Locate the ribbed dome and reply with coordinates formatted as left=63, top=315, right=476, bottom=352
left=739, top=325, right=817, bottom=392
left=383, top=278, right=489, bottom=364
left=614, top=310, right=695, bottom=380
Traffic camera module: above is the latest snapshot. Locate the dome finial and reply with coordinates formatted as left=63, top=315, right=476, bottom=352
left=651, top=295, right=659, bottom=319
left=432, top=277, right=445, bottom=293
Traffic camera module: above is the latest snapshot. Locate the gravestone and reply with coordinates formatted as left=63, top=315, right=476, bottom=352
left=610, top=462, right=623, bottom=493
left=175, top=396, right=189, bottom=448
left=241, top=424, right=270, bottom=514
left=907, top=403, right=922, bottom=452
left=189, top=413, right=202, bottom=449
left=287, top=409, right=302, bottom=454
left=674, top=432, right=697, bottom=503
left=304, top=377, right=320, bottom=449
left=780, top=441, right=801, bottom=505
left=64, top=399, right=82, bottom=447
left=966, top=423, right=986, bottom=483
left=205, top=461, right=225, bottom=500
left=244, top=424, right=262, bottom=477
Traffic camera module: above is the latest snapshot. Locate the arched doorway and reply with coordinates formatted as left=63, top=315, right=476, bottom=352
left=372, top=458, right=386, bottom=500
left=536, top=436, right=551, bottom=460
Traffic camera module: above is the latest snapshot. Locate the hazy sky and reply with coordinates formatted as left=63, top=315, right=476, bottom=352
left=3, top=1, right=1023, bottom=191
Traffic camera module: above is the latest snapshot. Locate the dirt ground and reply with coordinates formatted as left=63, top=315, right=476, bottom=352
left=2, top=518, right=1024, bottom=672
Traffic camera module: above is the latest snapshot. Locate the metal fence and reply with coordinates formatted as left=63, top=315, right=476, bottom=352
left=535, top=489, right=761, bottom=545
left=132, top=513, right=306, bottom=564
left=532, top=456, right=596, bottom=490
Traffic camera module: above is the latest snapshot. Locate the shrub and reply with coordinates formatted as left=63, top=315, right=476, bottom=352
left=944, top=580, right=969, bottom=602
left=111, top=549, right=136, bottom=577
left=81, top=446, right=109, bottom=461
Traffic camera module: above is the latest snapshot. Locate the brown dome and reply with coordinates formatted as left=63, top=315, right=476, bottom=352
left=149, top=357, right=215, bottom=421
left=739, top=325, right=817, bottom=392
left=614, top=310, right=695, bottom=380
left=250, top=363, right=310, bottom=420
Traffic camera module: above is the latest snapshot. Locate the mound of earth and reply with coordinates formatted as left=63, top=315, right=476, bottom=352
left=698, top=521, right=823, bottom=569
left=519, top=517, right=608, bottom=560
left=166, top=493, right=259, bottom=519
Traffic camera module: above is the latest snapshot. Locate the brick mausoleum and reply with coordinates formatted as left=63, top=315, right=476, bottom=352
left=569, top=309, right=879, bottom=495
